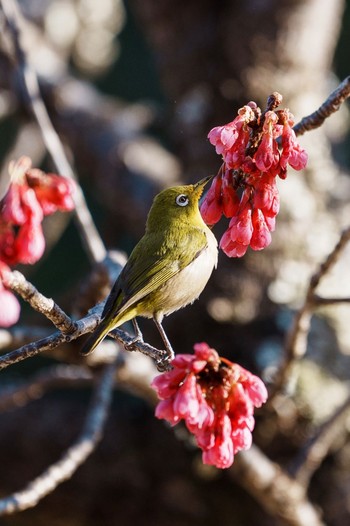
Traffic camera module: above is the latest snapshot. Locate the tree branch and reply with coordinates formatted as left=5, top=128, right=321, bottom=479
left=293, top=76, right=350, bottom=136
left=0, top=364, right=93, bottom=412
left=3, top=270, right=76, bottom=334
left=0, top=360, right=116, bottom=515
left=270, top=225, right=350, bottom=398
left=288, top=392, right=350, bottom=487
left=230, top=445, right=326, bottom=526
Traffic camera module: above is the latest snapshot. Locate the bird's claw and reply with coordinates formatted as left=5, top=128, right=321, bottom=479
left=156, top=349, right=174, bottom=372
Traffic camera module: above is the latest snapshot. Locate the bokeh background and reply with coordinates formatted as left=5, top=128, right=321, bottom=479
left=1, top=0, right=350, bottom=524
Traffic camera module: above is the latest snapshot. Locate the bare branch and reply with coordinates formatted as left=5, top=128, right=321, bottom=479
left=270, top=226, right=350, bottom=398
left=1, top=0, right=107, bottom=264
left=288, top=393, right=350, bottom=487
left=0, top=360, right=116, bottom=515
left=230, top=445, right=326, bottom=526
left=3, top=270, right=76, bottom=334
left=0, top=364, right=92, bottom=412
left=312, top=295, right=350, bottom=306
left=293, top=76, right=350, bottom=136
left=0, top=298, right=167, bottom=372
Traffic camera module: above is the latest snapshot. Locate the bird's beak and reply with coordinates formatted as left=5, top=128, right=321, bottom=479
left=194, top=175, right=214, bottom=197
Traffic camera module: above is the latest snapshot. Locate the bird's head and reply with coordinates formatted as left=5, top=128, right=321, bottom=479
left=146, top=176, right=213, bottom=231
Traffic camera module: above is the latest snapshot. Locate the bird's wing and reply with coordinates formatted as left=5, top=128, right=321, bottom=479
left=102, top=228, right=208, bottom=320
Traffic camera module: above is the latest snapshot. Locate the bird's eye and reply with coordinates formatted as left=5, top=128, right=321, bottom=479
left=176, top=194, right=189, bottom=207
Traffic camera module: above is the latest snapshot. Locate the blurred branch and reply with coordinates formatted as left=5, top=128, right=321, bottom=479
left=0, top=360, right=116, bottom=515
left=270, top=225, right=350, bottom=399
left=0, top=364, right=93, bottom=412
left=231, top=445, right=326, bottom=526
left=288, top=393, right=350, bottom=487
left=294, top=76, right=350, bottom=136
left=0, top=0, right=107, bottom=264
left=0, top=325, right=50, bottom=351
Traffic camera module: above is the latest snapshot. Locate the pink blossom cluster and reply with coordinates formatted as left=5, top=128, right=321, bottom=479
left=200, top=98, right=308, bottom=257
left=0, top=156, right=75, bottom=327
left=152, top=342, right=268, bottom=469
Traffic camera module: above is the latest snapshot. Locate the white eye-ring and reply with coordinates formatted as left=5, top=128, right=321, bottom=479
left=176, top=194, right=189, bottom=207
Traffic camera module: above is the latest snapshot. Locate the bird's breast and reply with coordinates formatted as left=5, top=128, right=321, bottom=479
left=153, top=228, right=218, bottom=317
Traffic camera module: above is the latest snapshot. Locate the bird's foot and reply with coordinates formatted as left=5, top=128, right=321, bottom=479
left=156, top=348, right=174, bottom=372
left=123, top=319, right=144, bottom=351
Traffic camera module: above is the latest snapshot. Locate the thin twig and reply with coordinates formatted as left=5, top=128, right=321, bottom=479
left=312, top=295, right=350, bottom=306
left=293, top=76, right=350, bottom=136
left=0, top=360, right=116, bottom=515
left=270, top=226, right=350, bottom=398
left=288, top=393, right=350, bottom=486
left=1, top=0, right=107, bottom=263
left=3, top=270, right=76, bottom=334
left=0, top=364, right=93, bottom=412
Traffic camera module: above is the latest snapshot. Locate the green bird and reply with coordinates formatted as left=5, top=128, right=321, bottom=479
left=81, top=176, right=218, bottom=361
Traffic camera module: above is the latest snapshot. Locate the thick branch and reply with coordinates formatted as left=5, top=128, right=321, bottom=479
left=231, top=445, right=326, bottom=526
left=0, top=361, right=116, bottom=515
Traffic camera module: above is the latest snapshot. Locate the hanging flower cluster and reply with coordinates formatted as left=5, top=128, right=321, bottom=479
left=200, top=93, right=308, bottom=257
left=152, top=342, right=267, bottom=469
left=0, top=156, right=75, bottom=327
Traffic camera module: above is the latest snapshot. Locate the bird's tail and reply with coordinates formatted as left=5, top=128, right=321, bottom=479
left=80, top=317, right=114, bottom=356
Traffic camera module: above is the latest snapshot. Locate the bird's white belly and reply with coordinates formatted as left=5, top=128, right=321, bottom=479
left=156, top=230, right=218, bottom=316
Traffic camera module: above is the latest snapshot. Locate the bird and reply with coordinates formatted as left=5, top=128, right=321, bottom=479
left=80, top=176, right=218, bottom=362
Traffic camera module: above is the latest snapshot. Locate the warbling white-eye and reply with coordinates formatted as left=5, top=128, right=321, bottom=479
left=81, top=176, right=218, bottom=361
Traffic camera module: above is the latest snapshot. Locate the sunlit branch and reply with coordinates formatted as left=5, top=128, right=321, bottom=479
left=293, top=76, right=350, bottom=136
left=3, top=270, right=76, bottom=334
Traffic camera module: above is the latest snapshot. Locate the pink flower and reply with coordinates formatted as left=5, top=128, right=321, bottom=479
left=152, top=343, right=268, bottom=469
left=208, top=105, right=255, bottom=170
left=0, top=157, right=76, bottom=327
left=279, top=112, right=308, bottom=171
left=254, top=112, right=281, bottom=172
left=26, top=169, right=75, bottom=215
left=221, top=169, right=240, bottom=218
left=201, top=96, right=307, bottom=258
left=1, top=183, right=27, bottom=225
left=0, top=285, right=20, bottom=327
left=0, top=263, right=20, bottom=328
left=14, top=221, right=45, bottom=265
left=200, top=173, right=223, bottom=225
left=250, top=208, right=272, bottom=251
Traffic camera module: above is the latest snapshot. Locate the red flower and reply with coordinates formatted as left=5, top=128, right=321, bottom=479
left=208, top=105, right=255, bottom=170
left=200, top=94, right=307, bottom=257
left=152, top=343, right=268, bottom=469
left=199, top=173, right=223, bottom=225
left=26, top=169, right=75, bottom=215
left=14, top=221, right=45, bottom=265
left=0, top=156, right=76, bottom=327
